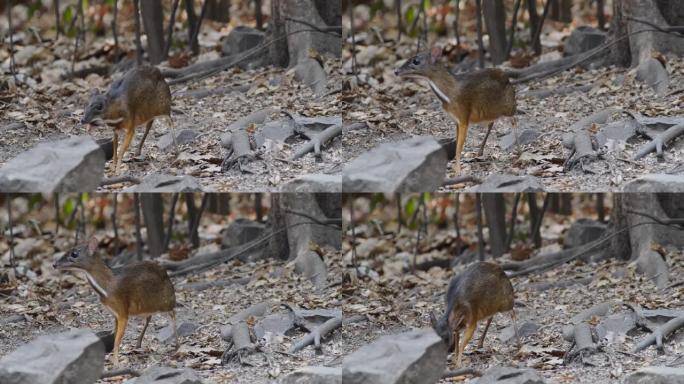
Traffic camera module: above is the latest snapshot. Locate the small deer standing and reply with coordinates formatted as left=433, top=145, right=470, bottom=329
left=54, top=236, right=178, bottom=365
left=81, top=65, right=177, bottom=174
left=431, top=262, right=520, bottom=367
left=396, top=47, right=517, bottom=175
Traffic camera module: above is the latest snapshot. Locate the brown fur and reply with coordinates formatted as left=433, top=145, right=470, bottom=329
left=396, top=48, right=517, bottom=174
left=430, top=262, right=518, bottom=367
left=82, top=66, right=173, bottom=174
left=53, top=237, right=178, bottom=365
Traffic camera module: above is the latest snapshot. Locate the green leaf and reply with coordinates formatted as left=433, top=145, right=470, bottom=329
left=404, top=4, right=416, bottom=26
left=405, top=196, right=417, bottom=219
left=62, top=5, right=74, bottom=26
left=63, top=197, right=75, bottom=217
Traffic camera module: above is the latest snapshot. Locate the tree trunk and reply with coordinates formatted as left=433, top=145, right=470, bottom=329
left=206, top=193, right=231, bottom=215
left=527, top=0, right=541, bottom=55
left=610, top=0, right=684, bottom=67
left=482, top=194, right=506, bottom=258
left=268, top=194, right=290, bottom=260
left=140, top=194, right=165, bottom=258
left=140, top=0, right=165, bottom=65
left=206, top=0, right=230, bottom=22
left=185, top=0, right=200, bottom=55
left=607, top=193, right=684, bottom=288
left=482, top=0, right=507, bottom=65
left=269, top=0, right=341, bottom=67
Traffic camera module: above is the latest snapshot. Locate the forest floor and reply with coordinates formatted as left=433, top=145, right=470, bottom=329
left=0, top=238, right=345, bottom=383
left=341, top=211, right=684, bottom=383
left=343, top=45, right=684, bottom=192
left=0, top=32, right=344, bottom=192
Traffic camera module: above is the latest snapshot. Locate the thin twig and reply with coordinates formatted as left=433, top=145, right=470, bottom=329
left=7, top=0, right=16, bottom=81
left=134, top=193, right=142, bottom=260
left=349, top=198, right=357, bottom=269
left=163, top=193, right=179, bottom=252
left=475, top=0, right=484, bottom=68
left=505, top=0, right=522, bottom=60
left=505, top=193, right=521, bottom=252
left=163, top=0, right=181, bottom=59
left=111, top=194, right=119, bottom=255
left=6, top=194, right=16, bottom=273
left=283, top=17, right=341, bottom=34
left=476, top=194, right=484, bottom=260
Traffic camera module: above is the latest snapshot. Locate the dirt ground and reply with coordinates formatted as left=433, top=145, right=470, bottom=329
left=343, top=47, right=684, bottom=192
left=0, top=246, right=345, bottom=383
left=340, top=194, right=684, bottom=383
left=0, top=57, right=344, bottom=192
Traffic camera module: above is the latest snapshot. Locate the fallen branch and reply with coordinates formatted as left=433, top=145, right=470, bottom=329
left=99, top=175, right=142, bottom=187
left=222, top=321, right=256, bottom=365
left=634, top=315, right=684, bottom=353
left=562, top=301, right=614, bottom=341
left=442, top=175, right=482, bottom=187
left=221, top=129, right=255, bottom=172
left=563, top=129, right=599, bottom=171
left=633, top=123, right=684, bottom=160
left=181, top=276, right=251, bottom=292
left=221, top=301, right=273, bottom=341
left=291, top=123, right=342, bottom=160
left=442, top=367, right=482, bottom=379
left=527, top=276, right=593, bottom=291
left=100, top=368, right=141, bottom=379
left=290, top=315, right=342, bottom=353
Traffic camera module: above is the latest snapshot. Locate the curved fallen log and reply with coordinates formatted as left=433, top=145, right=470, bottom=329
left=634, top=315, right=684, bottom=353
left=562, top=301, right=614, bottom=341
left=291, top=123, right=342, bottom=160
left=633, top=123, right=684, bottom=160
left=289, top=315, right=342, bottom=353
left=100, top=368, right=141, bottom=379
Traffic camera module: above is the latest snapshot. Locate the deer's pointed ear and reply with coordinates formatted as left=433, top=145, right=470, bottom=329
left=430, top=47, right=443, bottom=63
left=87, top=236, right=99, bottom=254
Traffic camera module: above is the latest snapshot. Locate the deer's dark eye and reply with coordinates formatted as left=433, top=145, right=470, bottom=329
left=412, top=58, right=420, bottom=65
left=69, top=252, right=78, bottom=260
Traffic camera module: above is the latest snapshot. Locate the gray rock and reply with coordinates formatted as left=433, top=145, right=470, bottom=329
left=294, top=250, right=327, bottom=289
left=0, top=136, right=105, bottom=192
left=564, top=26, right=607, bottom=57
left=563, top=219, right=607, bottom=249
left=623, top=174, right=684, bottom=193
left=469, top=174, right=545, bottom=193
left=281, top=174, right=342, bottom=193
left=596, top=313, right=637, bottom=343
left=343, top=136, right=447, bottom=193
left=498, top=322, right=538, bottom=344
left=254, top=119, right=295, bottom=147
left=157, top=129, right=198, bottom=152
left=221, top=26, right=265, bottom=56
left=500, top=129, right=539, bottom=152
left=636, top=57, right=670, bottom=96
left=0, top=328, right=105, bottom=384
left=254, top=313, right=296, bottom=339
left=221, top=219, right=266, bottom=249
left=124, top=173, right=204, bottom=192
left=624, top=367, right=684, bottom=384
left=476, top=366, right=546, bottom=384
left=343, top=328, right=447, bottom=384
left=156, top=322, right=197, bottom=345
left=125, top=366, right=203, bottom=384
left=597, top=119, right=638, bottom=146
left=291, top=115, right=342, bottom=139
left=280, top=366, right=342, bottom=384
left=294, top=58, right=328, bottom=95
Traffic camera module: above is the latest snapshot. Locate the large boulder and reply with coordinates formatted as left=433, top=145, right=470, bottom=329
left=221, top=26, right=265, bottom=56
left=124, top=366, right=203, bottom=384
left=221, top=219, right=266, bottom=249
left=343, top=136, right=447, bottom=193
left=281, top=174, right=342, bottom=193
left=623, top=174, right=684, bottom=193
left=280, top=366, right=342, bottom=384
left=475, top=366, right=546, bottom=384
left=343, top=328, right=447, bottom=384
left=0, top=328, right=105, bottom=384
left=468, top=174, right=545, bottom=192
left=624, top=367, right=684, bottom=384
left=0, top=136, right=105, bottom=192
left=563, top=219, right=607, bottom=249
left=564, top=26, right=607, bottom=57
left=123, top=173, right=204, bottom=192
